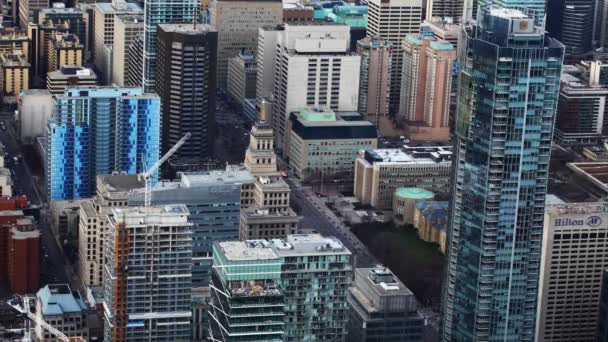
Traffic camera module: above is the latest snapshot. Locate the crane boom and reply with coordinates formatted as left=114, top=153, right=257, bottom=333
left=7, top=297, right=76, bottom=342
left=143, top=132, right=191, bottom=206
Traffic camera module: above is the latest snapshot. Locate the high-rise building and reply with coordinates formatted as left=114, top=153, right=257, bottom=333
left=208, top=234, right=352, bottom=341
left=0, top=27, right=29, bottom=56
left=103, top=205, right=193, bottom=341
left=476, top=0, right=545, bottom=24
left=443, top=8, right=564, bottom=341
left=156, top=24, right=217, bottom=162
left=47, top=65, right=97, bottom=95
left=142, top=0, right=197, bottom=92
left=399, top=34, right=455, bottom=142
left=125, top=33, right=144, bottom=87
left=256, top=25, right=282, bottom=105
left=93, top=0, right=143, bottom=84
left=47, top=33, right=84, bottom=73
left=347, top=266, right=425, bottom=341
left=425, top=0, right=467, bottom=24
left=47, top=87, right=160, bottom=200
left=260, top=23, right=360, bottom=154
left=356, top=37, right=391, bottom=128
left=6, top=215, right=39, bottom=294
left=546, top=0, right=594, bottom=59
left=18, top=0, right=49, bottom=29
left=597, top=269, right=608, bottom=341
left=111, top=14, right=144, bottom=86
left=209, top=0, right=282, bottom=89
left=366, top=0, right=423, bottom=114
left=536, top=202, right=608, bottom=341
left=128, top=170, right=254, bottom=289
left=227, top=49, right=256, bottom=107
left=595, top=0, right=608, bottom=49
left=0, top=53, right=29, bottom=98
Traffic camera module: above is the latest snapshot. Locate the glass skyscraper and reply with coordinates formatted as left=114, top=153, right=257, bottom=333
left=48, top=87, right=160, bottom=200
left=442, top=8, right=564, bottom=341
left=473, top=0, right=545, bottom=24
left=142, top=0, right=198, bottom=92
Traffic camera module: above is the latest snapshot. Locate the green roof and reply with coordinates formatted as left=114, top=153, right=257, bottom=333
left=404, top=35, right=423, bottom=46
left=298, top=109, right=337, bottom=122
left=429, top=41, right=454, bottom=51
left=394, top=187, right=434, bottom=199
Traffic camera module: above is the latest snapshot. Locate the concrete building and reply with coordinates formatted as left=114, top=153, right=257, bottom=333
left=260, top=23, right=361, bottom=154
left=400, top=34, right=455, bottom=142
left=111, top=14, right=143, bottom=86
left=227, top=49, right=256, bottom=107
left=47, top=33, right=84, bottom=73
left=425, top=0, right=467, bottom=24
left=125, top=34, right=143, bottom=87
left=18, top=0, right=49, bottom=29
left=0, top=54, right=29, bottom=99
left=347, top=266, right=424, bottom=341
left=128, top=170, right=254, bottom=289
left=356, top=37, right=391, bottom=128
left=0, top=27, right=29, bottom=56
left=5, top=215, right=39, bottom=294
left=156, top=24, right=217, bottom=162
left=547, top=0, right=594, bottom=60
left=413, top=200, right=448, bottom=254
left=256, top=25, right=282, bottom=105
left=283, top=3, right=314, bottom=23
left=354, top=145, right=452, bottom=209
left=18, top=89, right=53, bottom=144
left=103, top=205, right=193, bottom=341
left=392, top=187, right=435, bottom=225
left=35, top=284, right=88, bottom=342
left=366, top=0, right=423, bottom=114
left=597, top=269, right=608, bottom=341
left=93, top=0, right=143, bottom=84
left=47, top=66, right=97, bottom=95
left=208, top=234, right=352, bottom=341
left=536, top=202, right=608, bottom=341
left=288, top=108, right=378, bottom=179
left=209, top=0, right=282, bottom=89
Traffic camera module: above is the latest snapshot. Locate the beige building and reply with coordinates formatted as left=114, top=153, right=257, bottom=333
left=47, top=33, right=84, bottom=72
left=0, top=27, right=29, bottom=56
left=356, top=36, right=391, bottom=129
left=400, top=34, right=455, bottom=142
left=47, top=66, right=97, bottom=95
left=227, top=49, right=256, bottom=106
left=288, top=108, right=378, bottom=179
left=209, top=0, right=282, bottom=89
left=354, top=145, right=452, bottom=209
left=111, top=14, right=143, bottom=86
left=0, top=54, right=29, bottom=98
left=78, top=174, right=143, bottom=287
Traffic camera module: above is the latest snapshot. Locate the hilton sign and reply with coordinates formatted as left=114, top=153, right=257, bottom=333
left=554, top=216, right=603, bottom=227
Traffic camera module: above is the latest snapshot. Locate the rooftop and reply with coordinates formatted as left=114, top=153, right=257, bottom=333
left=158, top=23, right=215, bottom=34
left=545, top=202, right=608, bottom=216
left=47, top=66, right=97, bottom=81
left=488, top=7, right=528, bottom=19
left=362, top=145, right=452, bottom=166
left=98, top=173, right=144, bottom=193
left=356, top=266, right=413, bottom=296
left=395, top=187, right=434, bottom=199
left=218, top=240, right=279, bottom=261
left=37, top=284, right=87, bottom=317
left=568, top=162, right=608, bottom=193
left=180, top=170, right=255, bottom=187
left=95, top=1, right=143, bottom=14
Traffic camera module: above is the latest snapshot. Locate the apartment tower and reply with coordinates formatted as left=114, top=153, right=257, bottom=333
left=356, top=36, right=391, bottom=128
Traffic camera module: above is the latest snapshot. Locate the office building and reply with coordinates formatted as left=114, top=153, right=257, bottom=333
left=356, top=37, right=391, bottom=128
left=18, top=89, right=53, bottom=144
left=536, top=202, right=608, bottom=341
left=547, top=0, right=594, bottom=59
left=47, top=33, right=84, bottom=72
left=47, top=66, right=97, bottom=95
left=111, top=14, right=143, bottom=86
left=0, top=53, right=28, bottom=99
left=555, top=68, right=608, bottom=146
left=261, top=24, right=360, bottom=154
left=0, top=27, right=29, bottom=56
left=35, top=284, right=88, bottom=342
left=443, top=8, right=564, bottom=341
left=125, top=33, right=143, bottom=87
left=156, top=24, right=217, bottom=162
left=347, top=266, right=424, bottom=341
left=256, top=25, right=282, bottom=104
left=420, top=18, right=459, bottom=47
left=367, top=0, right=423, bottom=113
left=18, top=0, right=49, bottom=29
left=597, top=269, right=608, bottom=341
left=128, top=170, right=254, bottom=288
left=288, top=108, right=377, bottom=179
left=208, top=234, right=352, bottom=341
left=47, top=87, right=160, bottom=200
left=93, top=0, right=143, bottom=84
left=354, top=145, right=452, bottom=209
left=400, top=34, right=455, bottom=142
left=142, top=0, right=197, bottom=92
left=227, top=49, right=256, bottom=107
left=209, top=0, right=282, bottom=89
left=103, top=205, right=193, bottom=342
left=426, top=0, right=466, bottom=24
left=2, top=212, right=39, bottom=294
left=283, top=3, right=314, bottom=23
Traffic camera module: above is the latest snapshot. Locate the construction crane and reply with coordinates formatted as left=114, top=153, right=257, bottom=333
left=6, top=296, right=85, bottom=342
left=141, top=132, right=191, bottom=206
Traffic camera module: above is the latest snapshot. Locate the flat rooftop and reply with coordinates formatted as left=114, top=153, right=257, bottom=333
left=180, top=170, right=255, bottom=187
left=95, top=1, right=142, bottom=13
left=362, top=145, right=452, bottom=166
left=355, top=267, right=413, bottom=297
left=545, top=202, right=608, bottom=216
left=568, top=162, right=608, bottom=193
left=98, top=173, right=144, bottom=193
left=158, top=23, right=214, bottom=34
left=218, top=240, right=279, bottom=261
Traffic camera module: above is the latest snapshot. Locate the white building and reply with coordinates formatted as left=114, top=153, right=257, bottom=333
left=259, top=23, right=361, bottom=154
left=18, top=89, right=54, bottom=144
left=536, top=202, right=608, bottom=341
left=366, top=0, right=423, bottom=113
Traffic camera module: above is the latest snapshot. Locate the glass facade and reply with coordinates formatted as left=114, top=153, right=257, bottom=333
left=442, top=8, right=564, bottom=342
left=48, top=87, right=160, bottom=200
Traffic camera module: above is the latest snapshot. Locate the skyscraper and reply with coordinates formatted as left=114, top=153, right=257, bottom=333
left=142, top=0, right=197, bottom=92
left=156, top=23, right=217, bottom=162
left=209, top=0, right=282, bottom=89
left=366, top=0, right=423, bottom=114
left=111, top=14, right=144, bottom=86
left=475, top=0, right=545, bottom=24
left=47, top=87, right=160, bottom=200
left=103, top=205, right=193, bottom=341
left=546, top=0, right=594, bottom=59
left=356, top=37, right=391, bottom=128
left=443, top=8, right=564, bottom=341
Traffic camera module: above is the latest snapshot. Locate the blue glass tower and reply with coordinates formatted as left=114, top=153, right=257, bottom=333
left=442, top=8, right=564, bottom=341
left=48, top=87, right=160, bottom=200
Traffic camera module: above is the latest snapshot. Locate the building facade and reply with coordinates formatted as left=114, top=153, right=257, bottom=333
left=47, top=66, right=97, bottom=95
left=47, top=33, right=84, bottom=73
left=35, top=284, right=88, bottom=341
left=597, top=269, right=608, bottom=341
left=546, top=0, right=594, bottom=59
left=111, top=14, right=144, bottom=86
left=103, top=205, right=193, bottom=342
left=0, top=54, right=29, bottom=98
left=156, top=24, right=217, bottom=162
left=443, top=8, right=564, bottom=341
left=227, top=49, right=256, bottom=107
left=47, top=87, right=160, bottom=200
left=125, top=34, right=144, bottom=87
left=356, top=37, right=391, bottom=127
left=354, top=145, right=452, bottom=209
